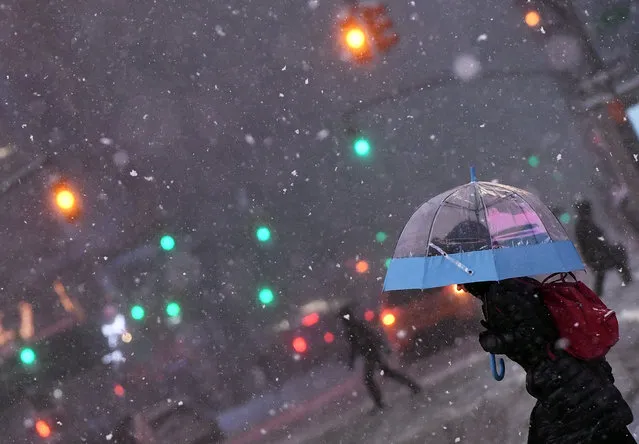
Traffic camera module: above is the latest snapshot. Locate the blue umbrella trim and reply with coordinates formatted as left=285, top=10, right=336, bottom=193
left=383, top=240, right=584, bottom=291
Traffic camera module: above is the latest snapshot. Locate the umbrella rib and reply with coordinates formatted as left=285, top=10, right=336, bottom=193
left=424, top=186, right=463, bottom=256
left=475, top=183, right=493, bottom=247
left=474, top=183, right=498, bottom=282
left=428, top=242, right=474, bottom=275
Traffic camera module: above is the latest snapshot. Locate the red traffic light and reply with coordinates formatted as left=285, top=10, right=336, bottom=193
left=324, top=332, right=335, bottom=343
left=364, top=309, right=375, bottom=322
left=114, top=383, right=126, bottom=397
left=292, top=336, right=308, bottom=353
left=302, top=312, right=319, bottom=327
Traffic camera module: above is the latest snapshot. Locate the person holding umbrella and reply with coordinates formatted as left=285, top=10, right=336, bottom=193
left=383, top=169, right=635, bottom=443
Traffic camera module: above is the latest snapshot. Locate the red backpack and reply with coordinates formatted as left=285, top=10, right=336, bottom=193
left=537, top=272, right=619, bottom=360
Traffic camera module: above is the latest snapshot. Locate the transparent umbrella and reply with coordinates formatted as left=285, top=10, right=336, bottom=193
left=384, top=168, right=584, bottom=292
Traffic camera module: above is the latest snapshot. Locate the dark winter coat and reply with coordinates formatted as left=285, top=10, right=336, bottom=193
left=340, top=313, right=386, bottom=365
left=574, top=201, right=620, bottom=271
left=466, top=279, right=635, bottom=444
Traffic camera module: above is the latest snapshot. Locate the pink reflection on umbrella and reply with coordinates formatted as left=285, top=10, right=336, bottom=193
left=486, top=207, right=549, bottom=246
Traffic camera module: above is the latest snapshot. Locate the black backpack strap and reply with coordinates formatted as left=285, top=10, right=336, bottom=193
left=541, top=272, right=577, bottom=285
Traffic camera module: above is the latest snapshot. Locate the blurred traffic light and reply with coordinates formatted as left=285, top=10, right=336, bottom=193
left=524, top=10, right=541, bottom=28
left=113, top=384, right=126, bottom=398
left=340, top=16, right=372, bottom=63
left=364, top=309, right=375, bottom=322
left=353, top=137, right=372, bottom=157
left=527, top=155, right=540, bottom=168
left=381, top=312, right=396, bottom=326
left=258, top=287, right=275, bottom=305
left=165, top=301, right=181, bottom=318
left=355, top=260, right=370, bottom=273
left=324, top=332, right=335, bottom=343
left=19, top=347, right=36, bottom=366
left=559, top=212, right=571, bottom=224
left=35, top=420, right=52, bottom=439
left=55, top=189, right=75, bottom=211
left=339, top=4, right=398, bottom=64
left=160, top=234, right=176, bottom=251
left=375, top=231, right=388, bottom=243
left=345, top=26, right=367, bottom=50
left=384, top=258, right=392, bottom=268
left=302, top=312, right=319, bottom=327
left=52, top=181, right=80, bottom=221
left=130, top=305, right=145, bottom=321
left=255, top=225, right=272, bottom=243
left=292, top=337, right=308, bottom=353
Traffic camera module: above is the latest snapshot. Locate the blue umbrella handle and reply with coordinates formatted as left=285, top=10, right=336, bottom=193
left=490, top=353, right=505, bottom=381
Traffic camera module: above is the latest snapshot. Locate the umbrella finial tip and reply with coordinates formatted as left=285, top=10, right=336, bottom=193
left=470, top=166, right=477, bottom=182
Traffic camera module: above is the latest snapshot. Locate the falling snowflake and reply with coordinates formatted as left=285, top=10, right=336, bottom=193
left=316, top=129, right=330, bottom=140
left=129, top=170, right=138, bottom=177
left=245, top=134, right=256, bottom=145
left=100, top=137, right=113, bottom=145
left=453, top=54, right=481, bottom=81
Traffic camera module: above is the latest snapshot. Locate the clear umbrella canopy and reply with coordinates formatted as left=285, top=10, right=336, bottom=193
left=384, top=181, right=583, bottom=291
left=394, top=181, right=569, bottom=258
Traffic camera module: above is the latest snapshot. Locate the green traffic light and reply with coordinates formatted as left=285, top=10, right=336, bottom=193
left=255, top=226, right=271, bottom=243
left=258, top=288, right=275, bottom=305
left=353, top=138, right=372, bottom=157
left=20, top=347, right=36, bottom=366
left=527, top=155, right=540, bottom=168
left=384, top=258, right=392, bottom=268
left=559, top=212, right=571, bottom=224
left=130, top=305, right=145, bottom=321
left=166, top=302, right=181, bottom=317
left=375, top=231, right=388, bottom=243
left=160, top=235, right=176, bottom=251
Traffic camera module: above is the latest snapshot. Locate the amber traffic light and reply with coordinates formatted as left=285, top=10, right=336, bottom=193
left=340, top=16, right=372, bottom=62
left=55, top=189, right=75, bottom=211
left=52, top=181, right=80, bottom=220
left=339, top=4, right=398, bottom=64
left=345, top=27, right=367, bottom=50
left=524, top=10, right=541, bottom=27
